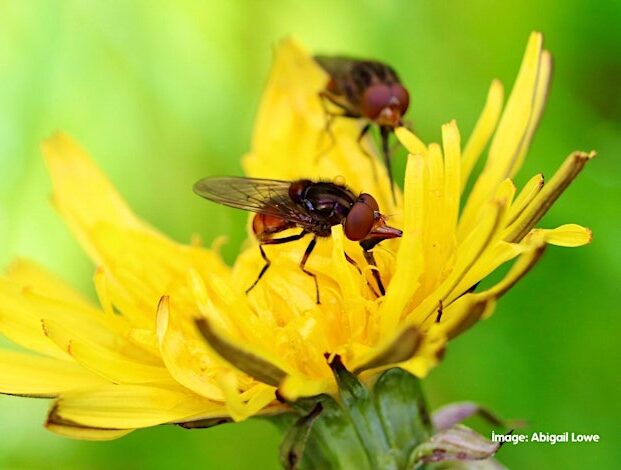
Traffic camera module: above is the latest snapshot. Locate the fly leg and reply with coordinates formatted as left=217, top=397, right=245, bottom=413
left=344, top=252, right=380, bottom=298
left=318, top=92, right=338, bottom=157
left=246, top=230, right=308, bottom=295
left=362, top=248, right=386, bottom=296
left=317, top=91, right=343, bottom=159
left=317, top=92, right=360, bottom=160
left=431, top=281, right=480, bottom=323
left=344, top=252, right=361, bottom=273
left=356, top=123, right=379, bottom=182
left=380, top=126, right=397, bottom=204
left=299, top=236, right=320, bottom=304
left=436, top=299, right=444, bottom=323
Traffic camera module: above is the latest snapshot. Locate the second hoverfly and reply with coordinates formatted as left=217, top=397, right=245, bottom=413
left=315, top=56, right=410, bottom=200
left=194, top=176, right=402, bottom=304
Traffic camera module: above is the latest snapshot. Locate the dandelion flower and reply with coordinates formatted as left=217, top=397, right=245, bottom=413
left=0, top=31, right=592, bottom=454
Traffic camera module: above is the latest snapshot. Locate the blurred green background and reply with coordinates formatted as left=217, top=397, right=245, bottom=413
left=1, top=0, right=619, bottom=468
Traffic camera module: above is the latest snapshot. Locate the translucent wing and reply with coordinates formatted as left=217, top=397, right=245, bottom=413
left=315, top=55, right=401, bottom=90
left=193, top=176, right=309, bottom=221
left=314, top=55, right=358, bottom=78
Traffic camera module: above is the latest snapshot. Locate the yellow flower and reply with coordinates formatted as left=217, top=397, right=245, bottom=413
left=0, top=32, right=592, bottom=440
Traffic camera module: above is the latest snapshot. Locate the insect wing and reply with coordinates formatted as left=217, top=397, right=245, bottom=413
left=314, top=55, right=357, bottom=78
left=193, top=177, right=308, bottom=222
left=316, top=56, right=401, bottom=91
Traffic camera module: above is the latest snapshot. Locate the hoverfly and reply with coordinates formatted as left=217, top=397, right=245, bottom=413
left=314, top=56, right=410, bottom=201
left=193, top=177, right=402, bottom=304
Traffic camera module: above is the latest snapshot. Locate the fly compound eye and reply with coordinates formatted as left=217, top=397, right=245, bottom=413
left=359, top=193, right=379, bottom=212
left=344, top=199, right=376, bottom=241
left=361, top=84, right=392, bottom=120
left=392, top=83, right=410, bottom=115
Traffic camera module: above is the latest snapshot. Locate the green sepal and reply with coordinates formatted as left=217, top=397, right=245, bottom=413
left=279, top=402, right=323, bottom=469
left=297, top=395, right=373, bottom=470
left=372, top=367, right=432, bottom=465
left=329, top=355, right=400, bottom=470
left=266, top=395, right=373, bottom=470
left=265, top=364, right=434, bottom=469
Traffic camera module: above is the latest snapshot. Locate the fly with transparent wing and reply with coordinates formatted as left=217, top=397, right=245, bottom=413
left=315, top=56, right=410, bottom=202
left=194, top=176, right=402, bottom=303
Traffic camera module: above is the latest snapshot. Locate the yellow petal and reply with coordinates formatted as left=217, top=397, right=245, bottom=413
left=418, top=143, right=448, bottom=289
left=0, top=280, right=76, bottom=360
left=1, top=282, right=129, bottom=347
left=503, top=151, right=595, bottom=242
left=459, top=32, right=545, bottom=240
left=0, top=350, right=108, bottom=397
left=435, top=243, right=546, bottom=339
left=525, top=224, right=592, bottom=247
left=200, top=264, right=301, bottom=354
left=46, top=413, right=134, bottom=441
left=42, top=318, right=172, bottom=384
left=279, top=375, right=335, bottom=402
left=86, top=223, right=231, bottom=328
left=242, top=38, right=395, bottom=211
left=453, top=240, right=529, bottom=302
left=246, top=38, right=327, bottom=174
left=7, top=259, right=93, bottom=308
left=156, top=296, right=224, bottom=400
left=485, top=31, right=544, bottom=180
left=409, top=197, right=508, bottom=328
left=444, top=180, right=518, bottom=302
left=351, top=326, right=420, bottom=374
left=397, top=332, right=447, bottom=378
left=92, top=267, right=116, bottom=318
left=442, top=198, right=509, bottom=299
left=330, top=225, right=366, bottom=339
left=42, top=133, right=142, bottom=259
left=43, top=133, right=231, bottom=329
left=506, top=49, right=553, bottom=177
left=380, top=153, right=426, bottom=336
left=461, top=80, right=504, bottom=188
left=506, top=173, right=545, bottom=225
left=395, top=127, right=427, bottom=155
left=434, top=295, right=497, bottom=341
left=217, top=372, right=276, bottom=421
left=480, top=243, right=547, bottom=302
left=242, top=39, right=392, bottom=210
left=442, top=120, right=462, bottom=235
left=51, top=385, right=224, bottom=429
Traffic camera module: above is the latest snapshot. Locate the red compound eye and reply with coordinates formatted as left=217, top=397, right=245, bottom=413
left=361, top=84, right=392, bottom=120
left=343, top=193, right=378, bottom=241
left=359, top=193, right=379, bottom=211
left=391, top=83, right=409, bottom=115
